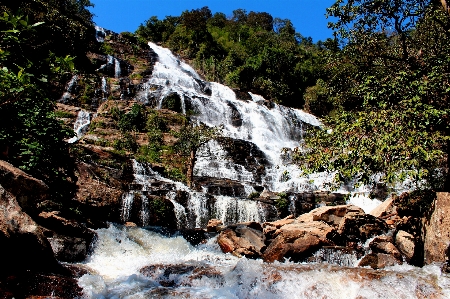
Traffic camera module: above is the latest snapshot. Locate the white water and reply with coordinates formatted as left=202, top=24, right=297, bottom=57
left=122, top=160, right=273, bottom=228
left=58, top=74, right=78, bottom=103
left=77, top=224, right=450, bottom=298
left=68, top=110, right=91, bottom=143
left=136, top=42, right=385, bottom=214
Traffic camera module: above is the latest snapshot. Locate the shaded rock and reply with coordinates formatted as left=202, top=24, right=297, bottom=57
left=424, top=192, right=450, bottom=265
left=262, top=221, right=336, bottom=263
left=0, top=185, right=63, bottom=276
left=217, top=223, right=265, bottom=258
left=74, top=161, right=126, bottom=227
left=338, top=213, right=388, bottom=243
left=358, top=253, right=402, bottom=269
left=180, top=228, right=207, bottom=246
left=140, top=263, right=223, bottom=288
left=297, top=204, right=364, bottom=226
left=227, top=101, right=243, bottom=127
left=369, top=236, right=402, bottom=260
left=395, top=230, right=416, bottom=262
left=1, top=272, right=82, bottom=299
left=0, top=160, right=49, bottom=214
left=194, top=176, right=247, bottom=197
left=206, top=218, right=223, bottom=232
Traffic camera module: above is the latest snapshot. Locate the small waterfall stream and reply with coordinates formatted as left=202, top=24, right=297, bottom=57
left=68, top=110, right=91, bottom=143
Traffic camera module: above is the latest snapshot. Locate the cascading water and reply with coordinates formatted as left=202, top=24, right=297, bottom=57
left=77, top=224, right=450, bottom=298
left=68, top=110, right=91, bottom=143
left=121, top=160, right=271, bottom=228
left=58, top=74, right=78, bottom=103
left=136, top=42, right=382, bottom=211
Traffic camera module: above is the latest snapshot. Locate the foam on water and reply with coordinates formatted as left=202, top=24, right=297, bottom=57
left=77, top=225, right=450, bottom=299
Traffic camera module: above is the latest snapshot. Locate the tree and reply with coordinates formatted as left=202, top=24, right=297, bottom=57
left=297, top=0, right=450, bottom=191
left=173, top=123, right=222, bottom=188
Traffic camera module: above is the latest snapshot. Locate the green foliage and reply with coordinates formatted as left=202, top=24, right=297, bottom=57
left=248, top=191, right=260, bottom=199
left=164, top=167, right=186, bottom=182
left=275, top=192, right=290, bottom=216
left=54, top=110, right=73, bottom=118
left=118, top=104, right=146, bottom=132
left=298, top=0, right=450, bottom=190
left=135, top=7, right=326, bottom=108
left=136, top=144, right=161, bottom=163
left=113, top=132, right=138, bottom=152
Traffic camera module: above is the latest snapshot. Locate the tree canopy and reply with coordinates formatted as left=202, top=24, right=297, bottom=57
left=136, top=7, right=327, bottom=108
left=297, top=0, right=450, bottom=191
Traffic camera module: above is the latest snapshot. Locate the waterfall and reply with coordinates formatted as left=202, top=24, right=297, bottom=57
left=133, top=42, right=388, bottom=212
left=58, top=74, right=78, bottom=103
left=68, top=110, right=91, bottom=143
left=95, top=25, right=106, bottom=42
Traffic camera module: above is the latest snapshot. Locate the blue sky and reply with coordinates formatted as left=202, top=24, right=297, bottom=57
left=89, top=0, right=337, bottom=43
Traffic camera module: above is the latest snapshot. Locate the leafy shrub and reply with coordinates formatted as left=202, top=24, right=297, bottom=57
left=248, top=191, right=260, bottom=199
left=113, top=132, right=138, bottom=152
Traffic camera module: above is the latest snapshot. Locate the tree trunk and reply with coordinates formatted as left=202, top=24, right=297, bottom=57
left=186, top=148, right=197, bottom=188
left=445, top=139, right=450, bottom=192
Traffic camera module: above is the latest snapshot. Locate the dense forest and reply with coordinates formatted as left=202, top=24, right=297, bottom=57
left=1, top=0, right=450, bottom=193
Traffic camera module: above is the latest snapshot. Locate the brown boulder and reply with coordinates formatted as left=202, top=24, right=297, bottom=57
left=206, top=218, right=224, bottom=232
left=395, top=230, right=416, bottom=262
left=358, top=253, right=402, bottom=269
left=369, top=196, right=396, bottom=218
left=296, top=204, right=364, bottom=226
left=262, top=221, right=336, bottom=263
left=369, top=236, right=402, bottom=260
left=338, top=213, right=388, bottom=243
left=0, top=185, right=63, bottom=276
left=217, top=223, right=265, bottom=258
left=423, top=192, right=450, bottom=265
left=74, top=162, right=124, bottom=226
left=0, top=160, right=49, bottom=213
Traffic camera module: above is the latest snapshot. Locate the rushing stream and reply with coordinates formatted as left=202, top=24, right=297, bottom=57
left=76, top=224, right=450, bottom=298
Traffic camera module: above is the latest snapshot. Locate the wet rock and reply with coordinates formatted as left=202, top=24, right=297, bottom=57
left=227, top=101, right=243, bottom=127
left=424, top=192, right=450, bottom=265
left=369, top=236, right=402, bottom=260
left=194, top=176, right=247, bottom=197
left=218, top=222, right=265, bottom=258
left=180, top=228, right=207, bottom=246
left=338, top=213, right=388, bottom=243
left=262, top=221, right=336, bottom=263
left=0, top=185, right=63, bottom=276
left=206, top=218, right=224, bottom=232
left=216, top=137, right=269, bottom=183
left=395, top=230, right=416, bottom=262
left=358, top=253, right=402, bottom=269
left=119, top=77, right=136, bottom=99
left=297, top=204, right=365, bottom=226
left=0, top=160, right=49, bottom=214
left=140, top=263, right=223, bottom=287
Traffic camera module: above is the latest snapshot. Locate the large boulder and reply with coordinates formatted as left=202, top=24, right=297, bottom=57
left=296, top=204, right=364, bottom=226
left=423, top=192, right=450, bottom=265
left=262, top=221, right=336, bottom=263
left=369, top=236, right=402, bottom=260
left=369, top=196, right=396, bottom=218
left=37, top=211, right=96, bottom=262
left=217, top=222, right=265, bottom=258
left=395, top=230, right=416, bottom=262
left=0, top=160, right=49, bottom=214
left=338, top=213, right=388, bottom=243
left=0, top=185, right=63, bottom=276
left=358, top=253, right=402, bottom=269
